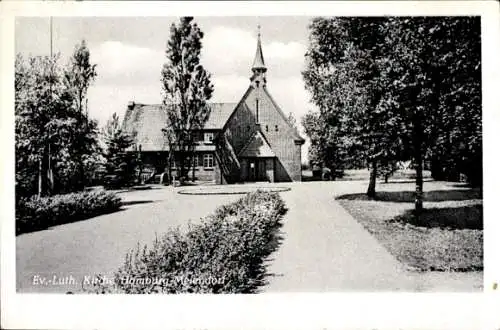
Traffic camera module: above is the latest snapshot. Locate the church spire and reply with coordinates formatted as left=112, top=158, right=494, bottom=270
left=250, top=25, right=267, bottom=87
left=252, top=25, right=266, bottom=71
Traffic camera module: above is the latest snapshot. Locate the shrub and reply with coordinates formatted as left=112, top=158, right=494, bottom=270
left=16, top=190, right=122, bottom=235
left=88, top=190, right=287, bottom=294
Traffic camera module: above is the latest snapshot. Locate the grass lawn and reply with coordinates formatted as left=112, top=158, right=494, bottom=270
left=337, top=181, right=483, bottom=272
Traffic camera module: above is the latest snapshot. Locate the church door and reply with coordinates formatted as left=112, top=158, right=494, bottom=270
left=257, top=159, right=267, bottom=181
left=248, top=159, right=257, bottom=181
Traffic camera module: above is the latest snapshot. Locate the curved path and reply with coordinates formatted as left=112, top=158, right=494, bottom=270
left=16, top=187, right=241, bottom=293
left=264, top=181, right=482, bottom=292
left=16, top=181, right=481, bottom=293
left=264, top=181, right=413, bottom=292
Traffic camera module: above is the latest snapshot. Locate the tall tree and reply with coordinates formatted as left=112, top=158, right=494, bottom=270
left=380, top=17, right=434, bottom=213
left=161, top=17, right=214, bottom=183
left=382, top=17, right=481, bottom=213
left=424, top=18, right=482, bottom=187
left=64, top=40, right=99, bottom=190
left=303, top=16, right=480, bottom=214
left=302, top=111, right=340, bottom=170
left=101, top=113, right=135, bottom=186
left=15, top=54, right=77, bottom=197
left=16, top=43, right=101, bottom=197
left=303, top=17, right=403, bottom=196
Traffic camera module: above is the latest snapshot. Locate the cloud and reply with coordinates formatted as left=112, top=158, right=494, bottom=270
left=87, top=84, right=162, bottom=127
left=90, top=41, right=164, bottom=86
left=211, top=74, right=249, bottom=102
left=202, top=26, right=306, bottom=78
left=267, top=40, right=306, bottom=61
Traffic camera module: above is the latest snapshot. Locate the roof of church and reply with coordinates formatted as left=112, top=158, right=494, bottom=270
left=205, top=103, right=238, bottom=128
left=238, top=130, right=276, bottom=157
left=252, top=31, right=266, bottom=70
left=122, top=102, right=237, bottom=151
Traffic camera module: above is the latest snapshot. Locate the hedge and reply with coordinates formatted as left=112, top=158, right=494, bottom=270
left=16, top=190, right=122, bottom=235
left=88, top=190, right=287, bottom=294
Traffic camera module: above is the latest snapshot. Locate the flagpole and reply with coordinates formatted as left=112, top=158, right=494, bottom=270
left=48, top=16, right=54, bottom=194
left=50, top=16, right=53, bottom=58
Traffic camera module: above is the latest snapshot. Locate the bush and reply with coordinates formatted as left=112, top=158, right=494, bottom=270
left=88, top=190, right=287, bottom=294
left=16, top=190, right=122, bottom=235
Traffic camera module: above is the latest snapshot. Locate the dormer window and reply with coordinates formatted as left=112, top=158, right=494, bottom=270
left=204, top=132, right=214, bottom=143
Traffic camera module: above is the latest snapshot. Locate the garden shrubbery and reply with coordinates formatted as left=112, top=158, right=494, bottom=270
left=88, top=190, right=287, bottom=294
left=16, top=190, right=122, bottom=235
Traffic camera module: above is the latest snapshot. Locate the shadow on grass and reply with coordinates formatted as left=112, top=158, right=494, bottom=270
left=390, top=204, right=483, bottom=230
left=337, top=189, right=482, bottom=203
left=379, top=179, right=434, bottom=184
left=450, top=182, right=479, bottom=189
left=17, top=200, right=155, bottom=236
left=121, top=200, right=155, bottom=206
left=16, top=207, right=126, bottom=236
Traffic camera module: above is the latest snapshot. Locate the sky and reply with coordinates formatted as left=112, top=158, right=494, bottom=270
left=15, top=16, right=316, bottom=160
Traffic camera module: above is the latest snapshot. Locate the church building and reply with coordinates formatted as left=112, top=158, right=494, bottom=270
left=122, top=29, right=305, bottom=184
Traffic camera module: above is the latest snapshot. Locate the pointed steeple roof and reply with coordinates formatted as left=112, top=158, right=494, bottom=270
left=252, top=25, right=266, bottom=71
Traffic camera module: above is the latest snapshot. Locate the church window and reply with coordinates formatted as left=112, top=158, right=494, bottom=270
left=203, top=154, right=214, bottom=169
left=275, top=125, right=278, bottom=132
left=256, top=99, right=259, bottom=123
left=266, top=125, right=269, bottom=132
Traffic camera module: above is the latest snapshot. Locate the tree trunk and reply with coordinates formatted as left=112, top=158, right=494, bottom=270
left=38, top=157, right=43, bottom=198
left=179, top=151, right=186, bottom=181
left=367, top=159, right=377, bottom=198
left=79, top=157, right=85, bottom=190
left=168, top=150, right=174, bottom=184
left=384, top=173, right=389, bottom=183
left=191, top=153, right=196, bottom=182
left=165, top=159, right=171, bottom=185
left=38, top=145, right=49, bottom=198
left=430, top=156, right=444, bottom=181
left=413, top=114, right=424, bottom=216
left=186, top=148, right=195, bottom=182
left=414, top=156, right=424, bottom=215
left=137, top=159, right=143, bottom=185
